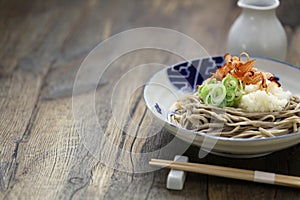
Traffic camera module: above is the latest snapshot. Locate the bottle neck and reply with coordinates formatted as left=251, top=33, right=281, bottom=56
left=242, top=8, right=276, bottom=18
left=238, top=0, right=280, bottom=10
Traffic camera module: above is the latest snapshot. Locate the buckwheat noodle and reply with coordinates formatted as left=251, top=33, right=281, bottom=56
left=168, top=93, right=300, bottom=139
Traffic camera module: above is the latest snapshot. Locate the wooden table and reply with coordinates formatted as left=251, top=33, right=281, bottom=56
left=1, top=0, right=300, bottom=199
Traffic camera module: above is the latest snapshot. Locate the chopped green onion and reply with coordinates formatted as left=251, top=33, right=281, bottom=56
left=199, top=83, right=226, bottom=107
left=210, top=84, right=226, bottom=106
left=198, top=76, right=244, bottom=108
left=222, top=75, right=238, bottom=92
left=225, top=90, right=235, bottom=106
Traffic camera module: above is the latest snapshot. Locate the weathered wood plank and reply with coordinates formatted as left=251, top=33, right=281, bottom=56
left=0, top=2, right=63, bottom=189
left=0, top=0, right=119, bottom=197
left=2, top=98, right=80, bottom=199
left=0, top=71, right=41, bottom=192
left=0, top=0, right=87, bottom=196
left=1, top=0, right=300, bottom=199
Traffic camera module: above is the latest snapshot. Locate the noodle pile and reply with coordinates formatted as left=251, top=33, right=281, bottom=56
left=168, top=93, right=300, bottom=139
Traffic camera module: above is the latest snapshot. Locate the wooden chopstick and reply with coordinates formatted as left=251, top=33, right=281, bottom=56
left=149, top=158, right=300, bottom=188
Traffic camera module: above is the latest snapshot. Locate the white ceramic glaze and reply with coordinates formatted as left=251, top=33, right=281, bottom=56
left=144, top=56, right=300, bottom=158
left=167, top=155, right=188, bottom=190
left=227, top=0, right=287, bottom=60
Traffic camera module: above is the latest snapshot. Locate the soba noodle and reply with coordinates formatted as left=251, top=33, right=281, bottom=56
left=168, top=93, right=300, bottom=139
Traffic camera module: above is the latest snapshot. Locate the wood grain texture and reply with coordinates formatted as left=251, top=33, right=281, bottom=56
left=1, top=0, right=300, bottom=199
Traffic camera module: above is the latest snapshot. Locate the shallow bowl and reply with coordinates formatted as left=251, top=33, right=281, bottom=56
left=143, top=55, right=300, bottom=158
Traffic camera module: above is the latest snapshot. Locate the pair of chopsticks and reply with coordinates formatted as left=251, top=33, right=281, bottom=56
left=149, top=158, right=300, bottom=188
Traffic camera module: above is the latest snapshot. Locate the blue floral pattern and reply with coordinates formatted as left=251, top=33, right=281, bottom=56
left=167, top=56, right=224, bottom=92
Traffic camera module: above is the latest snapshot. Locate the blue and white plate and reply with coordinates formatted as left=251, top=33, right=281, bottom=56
left=144, top=55, right=300, bottom=158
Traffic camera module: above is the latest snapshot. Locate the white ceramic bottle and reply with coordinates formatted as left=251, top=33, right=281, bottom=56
left=227, top=0, right=287, bottom=60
